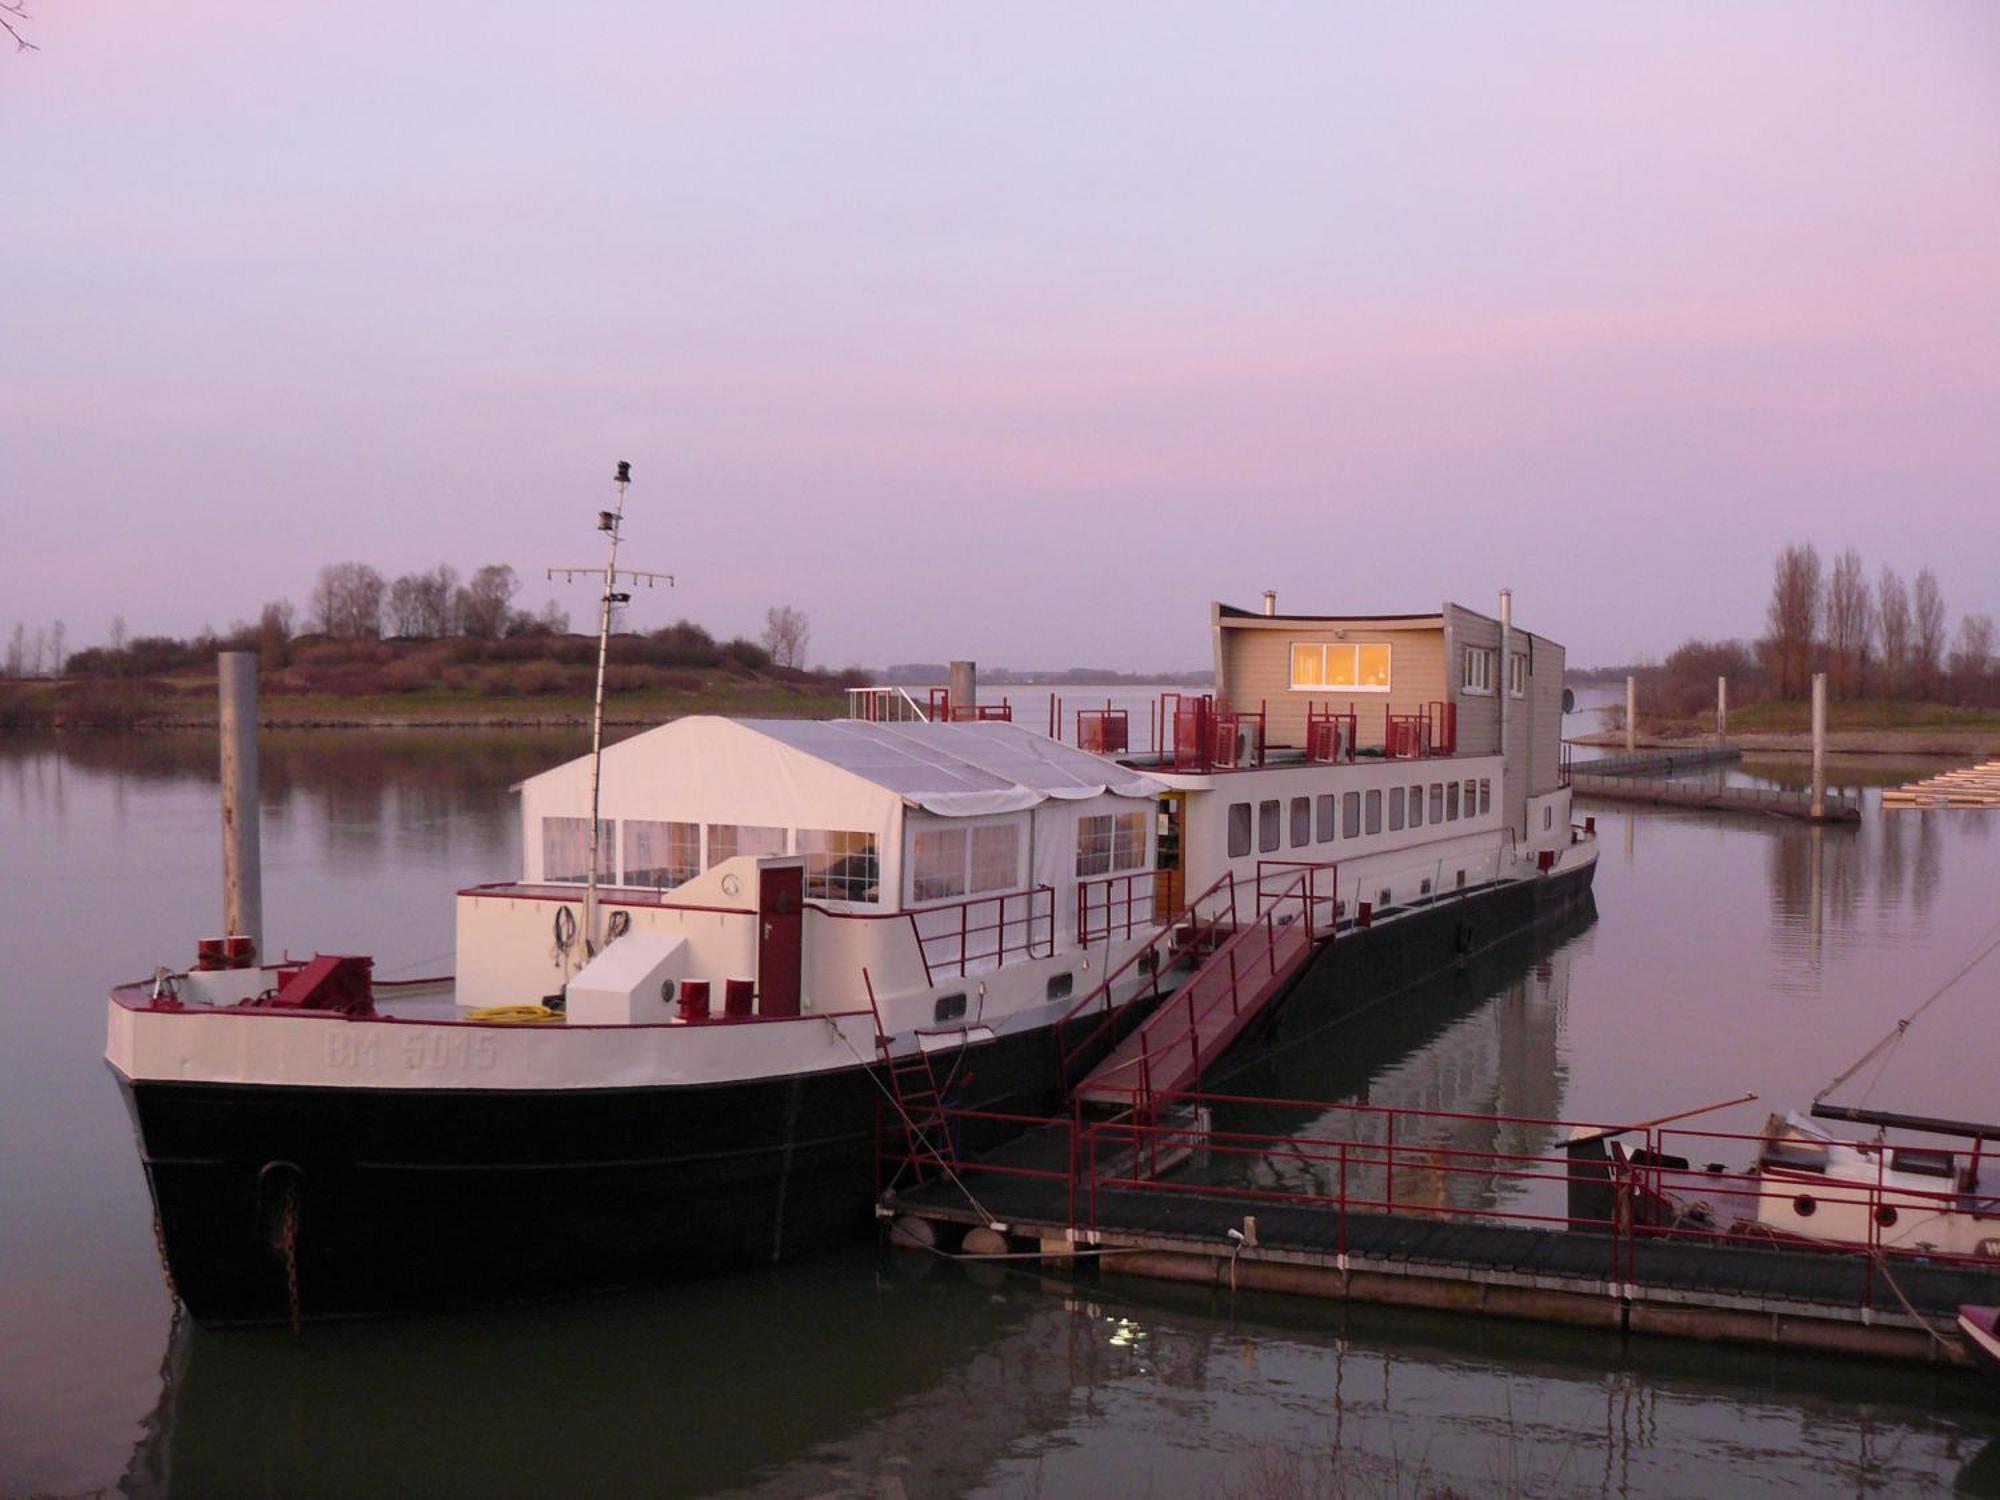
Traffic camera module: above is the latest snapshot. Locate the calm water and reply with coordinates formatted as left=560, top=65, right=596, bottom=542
left=6, top=729, right=2000, bottom=1497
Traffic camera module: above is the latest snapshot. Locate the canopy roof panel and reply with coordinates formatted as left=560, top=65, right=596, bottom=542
left=746, top=719, right=1163, bottom=817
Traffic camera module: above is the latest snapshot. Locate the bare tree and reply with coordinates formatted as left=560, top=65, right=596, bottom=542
left=312, top=562, right=388, bottom=639
left=29, top=628, right=46, bottom=677
left=388, top=565, right=458, bottom=637
left=1912, top=567, right=1947, bottom=698
left=4, top=623, right=23, bottom=677
left=1821, top=548, right=1872, bottom=699
left=1951, top=614, right=1995, bottom=704
left=2, top=1, right=36, bottom=53
left=761, top=605, right=810, bottom=669
left=1764, top=544, right=1822, bottom=698
left=456, top=564, right=520, bottom=639
left=255, top=601, right=294, bottom=669
left=109, top=614, right=127, bottom=652
left=48, top=620, right=65, bottom=677
left=1876, top=567, right=1911, bottom=699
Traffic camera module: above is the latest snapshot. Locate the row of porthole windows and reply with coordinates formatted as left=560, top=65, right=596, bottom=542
left=1225, top=779, right=1493, bottom=858
left=932, top=969, right=1075, bottom=1026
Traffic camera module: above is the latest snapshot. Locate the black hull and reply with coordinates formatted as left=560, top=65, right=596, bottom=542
left=124, top=858, right=1597, bottom=1326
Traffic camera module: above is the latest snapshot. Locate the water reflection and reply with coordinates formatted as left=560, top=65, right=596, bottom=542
left=119, top=1254, right=2000, bottom=1499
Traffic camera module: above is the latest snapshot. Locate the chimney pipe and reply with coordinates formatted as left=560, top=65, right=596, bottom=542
left=218, top=651, right=263, bottom=959
left=948, top=660, right=977, bottom=722
left=1262, top=590, right=1277, bottom=616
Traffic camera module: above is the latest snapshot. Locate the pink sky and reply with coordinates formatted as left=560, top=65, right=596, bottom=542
left=4, top=2, right=1998, bottom=670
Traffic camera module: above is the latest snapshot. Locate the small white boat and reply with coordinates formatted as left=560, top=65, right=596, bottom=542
left=1753, top=1111, right=2000, bottom=1259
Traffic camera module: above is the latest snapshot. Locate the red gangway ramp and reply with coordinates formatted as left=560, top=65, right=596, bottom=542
left=1072, top=869, right=1323, bottom=1113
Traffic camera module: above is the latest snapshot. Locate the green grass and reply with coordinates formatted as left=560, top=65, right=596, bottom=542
left=1729, top=698, right=2000, bottom=732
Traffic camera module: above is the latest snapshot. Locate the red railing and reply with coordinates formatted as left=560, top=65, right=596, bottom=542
left=888, top=1090, right=2000, bottom=1309
left=1156, top=693, right=1268, bottom=772
left=1076, top=871, right=1161, bottom=944
left=1055, top=871, right=1243, bottom=1084
left=1080, top=876, right=1317, bottom=1112
left=907, top=885, right=1055, bottom=984
left=1306, top=704, right=1358, bottom=763
left=1254, top=859, right=1339, bottom=926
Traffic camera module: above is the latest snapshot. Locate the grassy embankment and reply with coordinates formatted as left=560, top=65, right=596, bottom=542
left=1576, top=696, right=2000, bottom=755
left=0, top=637, right=855, bottom=729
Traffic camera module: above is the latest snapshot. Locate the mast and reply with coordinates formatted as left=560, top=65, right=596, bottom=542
left=548, top=460, right=673, bottom=956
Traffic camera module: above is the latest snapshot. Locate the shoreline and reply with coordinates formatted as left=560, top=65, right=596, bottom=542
left=1573, top=730, right=2000, bottom=757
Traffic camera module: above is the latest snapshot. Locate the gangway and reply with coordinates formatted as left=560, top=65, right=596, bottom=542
left=1071, top=868, right=1325, bottom=1114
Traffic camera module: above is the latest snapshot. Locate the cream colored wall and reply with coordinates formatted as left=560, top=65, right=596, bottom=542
left=1217, top=621, right=1447, bottom=749
left=455, top=889, right=759, bottom=1010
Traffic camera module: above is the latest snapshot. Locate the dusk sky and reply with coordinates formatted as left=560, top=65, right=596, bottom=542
left=5, top=3, right=1998, bottom=671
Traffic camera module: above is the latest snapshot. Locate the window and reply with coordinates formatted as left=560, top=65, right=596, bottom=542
left=707, top=823, right=785, bottom=868
left=1543, top=805, right=1555, bottom=831
left=1365, top=789, right=1382, bottom=835
left=911, top=827, right=968, bottom=902
left=1429, top=783, right=1444, bottom=822
left=1290, top=641, right=1393, bottom=692
left=1076, top=815, right=1113, bottom=877
left=799, top=829, right=878, bottom=902
left=545, top=817, right=616, bottom=884
left=971, top=822, right=1023, bottom=890
left=1228, top=802, right=1252, bottom=858
left=1408, top=784, right=1423, bottom=827
left=1447, top=783, right=1461, bottom=820
left=934, top=992, right=967, bottom=1024
left=1388, top=787, right=1406, bottom=831
left=1464, top=780, right=1478, bottom=816
left=619, top=820, right=695, bottom=888
left=1289, top=796, right=1311, bottom=848
left=1509, top=652, right=1527, bottom=698
left=1316, top=794, right=1337, bottom=842
left=1258, top=800, right=1281, bottom=853
left=1463, top=647, right=1494, bottom=695
left=1479, top=779, right=1492, bottom=815
left=1046, top=973, right=1074, bottom=1001
left=1342, top=791, right=1361, bottom=838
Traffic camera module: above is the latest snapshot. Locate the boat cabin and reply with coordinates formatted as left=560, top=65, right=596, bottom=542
left=457, top=717, right=1164, bottom=1022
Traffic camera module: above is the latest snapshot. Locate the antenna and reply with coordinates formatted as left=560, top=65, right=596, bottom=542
left=547, top=459, right=674, bottom=957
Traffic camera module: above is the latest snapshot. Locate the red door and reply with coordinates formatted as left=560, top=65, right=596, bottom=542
left=758, top=866, right=804, bottom=1017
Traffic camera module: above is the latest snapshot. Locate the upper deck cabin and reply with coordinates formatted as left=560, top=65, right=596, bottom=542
left=1197, top=596, right=1568, bottom=840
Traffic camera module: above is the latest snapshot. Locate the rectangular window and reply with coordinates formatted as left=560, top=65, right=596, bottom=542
left=1464, top=779, right=1478, bottom=816
left=619, top=819, right=695, bottom=888
left=1388, top=786, right=1406, bottom=831
left=545, top=817, right=616, bottom=884
left=1342, top=791, right=1361, bottom=838
left=1258, top=799, right=1281, bottom=853
left=970, top=822, right=1022, bottom=891
left=1112, top=810, right=1149, bottom=871
left=1290, top=641, right=1393, bottom=693
left=1408, top=784, right=1423, bottom=827
left=1429, top=783, right=1445, bottom=823
left=1509, top=652, right=1527, bottom=698
left=1316, top=793, right=1337, bottom=842
left=1365, top=789, right=1382, bottom=835
left=911, top=826, right=969, bottom=902
left=1227, top=802, right=1252, bottom=858
left=1463, top=647, right=1494, bottom=695
left=1289, top=796, right=1311, bottom=848
left=706, top=823, right=786, bottom=868
left=1076, top=814, right=1113, bottom=877
left=799, top=829, right=878, bottom=903
left=1479, top=779, right=1492, bottom=815
left=1447, top=783, right=1461, bottom=820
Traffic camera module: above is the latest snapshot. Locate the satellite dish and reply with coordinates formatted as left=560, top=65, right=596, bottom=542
left=1561, top=687, right=1577, bottom=714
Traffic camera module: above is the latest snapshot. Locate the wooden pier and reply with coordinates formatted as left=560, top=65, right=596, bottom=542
left=880, top=1096, right=1999, bottom=1369
left=1570, top=745, right=1861, bottom=823
left=1884, top=760, right=2000, bottom=810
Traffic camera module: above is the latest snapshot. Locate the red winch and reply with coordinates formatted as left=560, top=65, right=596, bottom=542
left=259, top=954, right=377, bottom=1016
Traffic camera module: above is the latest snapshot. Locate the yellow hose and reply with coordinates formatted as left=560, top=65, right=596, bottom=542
left=464, top=1004, right=562, bottom=1024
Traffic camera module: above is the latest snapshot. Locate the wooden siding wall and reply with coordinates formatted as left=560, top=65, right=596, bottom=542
left=1217, top=623, right=1446, bottom=748
left=1444, top=603, right=1566, bottom=837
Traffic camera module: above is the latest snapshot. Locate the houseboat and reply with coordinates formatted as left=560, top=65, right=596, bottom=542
left=107, top=592, right=1596, bottom=1325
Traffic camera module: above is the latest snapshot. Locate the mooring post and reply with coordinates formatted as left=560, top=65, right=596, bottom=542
left=1624, top=675, right=1636, bottom=753
left=1810, top=672, right=1827, bottom=821
left=1716, top=676, right=1728, bottom=742
left=948, top=660, right=977, bottom=723
left=218, top=650, right=263, bottom=959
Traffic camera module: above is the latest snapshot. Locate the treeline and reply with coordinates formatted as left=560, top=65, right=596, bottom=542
left=1640, top=544, right=1995, bottom=718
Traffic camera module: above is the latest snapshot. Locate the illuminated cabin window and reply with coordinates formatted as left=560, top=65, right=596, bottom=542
left=1290, top=642, right=1392, bottom=692
left=706, top=824, right=786, bottom=868
left=545, top=817, right=616, bottom=884
left=620, top=820, right=697, bottom=889
left=798, top=830, right=878, bottom=903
